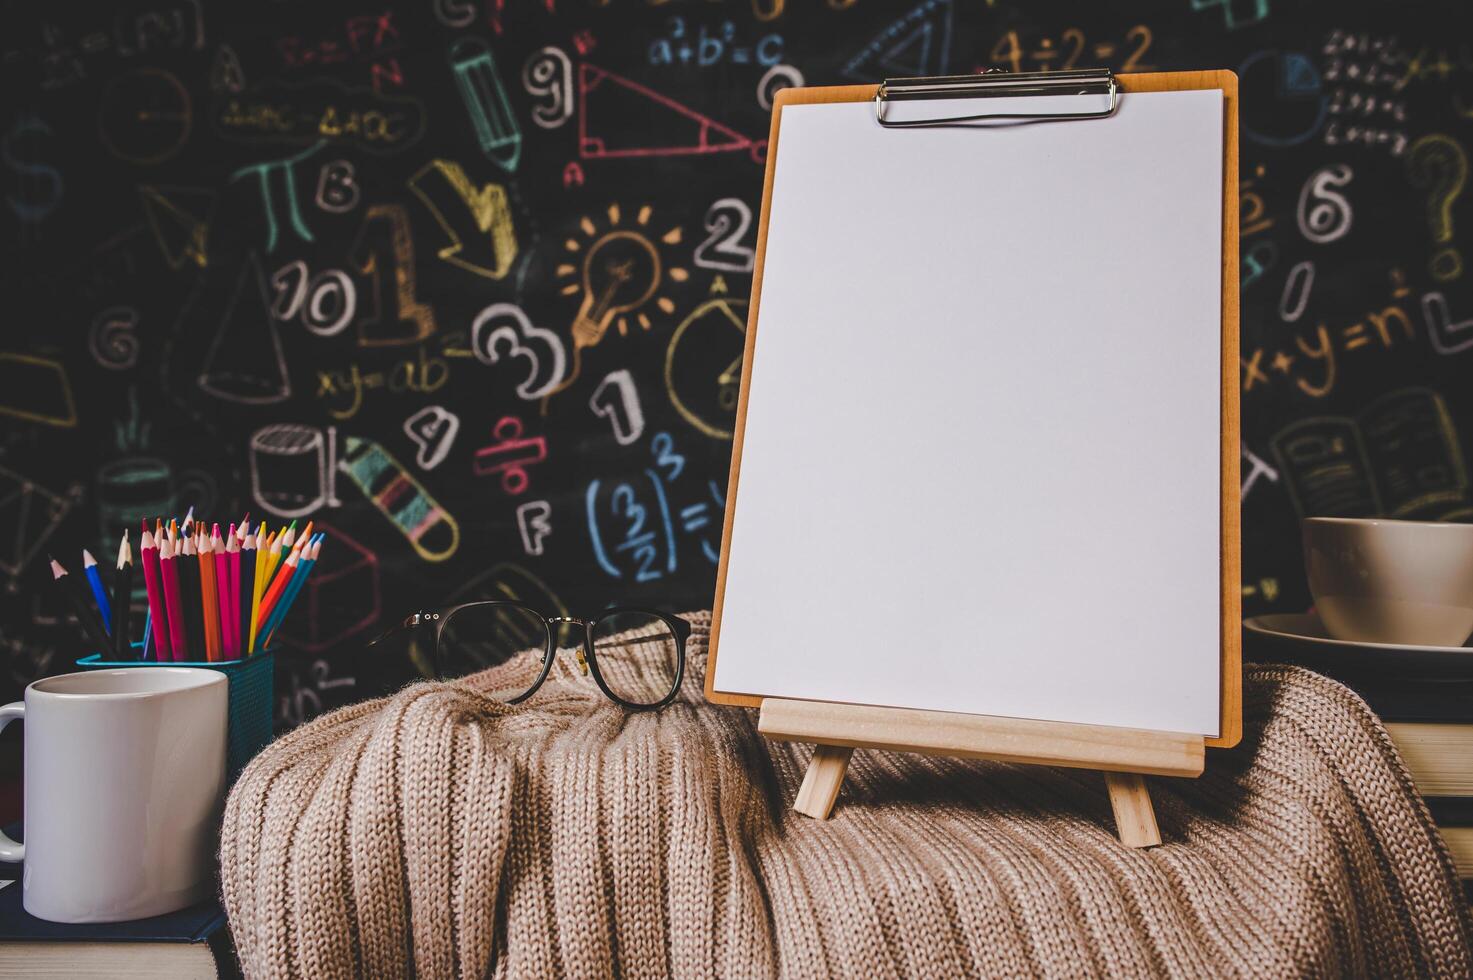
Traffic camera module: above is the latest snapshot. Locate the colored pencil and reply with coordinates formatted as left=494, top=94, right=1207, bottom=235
left=180, top=505, right=195, bottom=537
left=239, top=528, right=256, bottom=658
left=142, top=609, right=153, bottom=660
left=262, top=535, right=323, bottom=649
left=139, top=528, right=172, bottom=661
left=112, top=532, right=132, bottom=659
left=225, top=525, right=241, bottom=659
left=179, top=533, right=204, bottom=660
left=81, top=549, right=112, bottom=633
left=262, top=525, right=288, bottom=583
left=212, top=525, right=233, bottom=659
left=254, top=541, right=303, bottom=632
left=159, top=537, right=188, bottom=661
left=250, top=528, right=279, bottom=652
left=50, top=557, right=111, bottom=652
left=198, top=531, right=220, bottom=662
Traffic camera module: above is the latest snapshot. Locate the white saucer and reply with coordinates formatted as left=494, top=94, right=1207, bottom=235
left=1244, top=613, right=1473, bottom=677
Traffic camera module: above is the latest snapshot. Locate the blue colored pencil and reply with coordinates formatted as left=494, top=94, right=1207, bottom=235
left=82, top=550, right=112, bottom=634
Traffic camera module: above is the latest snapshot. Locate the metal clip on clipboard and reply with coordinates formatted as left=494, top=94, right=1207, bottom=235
left=874, top=68, right=1120, bottom=128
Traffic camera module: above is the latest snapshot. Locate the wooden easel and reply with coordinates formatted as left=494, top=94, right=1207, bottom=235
left=705, top=70, right=1242, bottom=849
left=758, top=698, right=1205, bottom=846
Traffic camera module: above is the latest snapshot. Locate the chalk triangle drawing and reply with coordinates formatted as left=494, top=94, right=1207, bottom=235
left=139, top=185, right=214, bottom=270
left=197, top=254, right=291, bottom=404
left=842, top=0, right=953, bottom=81
left=578, top=64, right=765, bottom=163
left=1282, top=53, right=1320, bottom=96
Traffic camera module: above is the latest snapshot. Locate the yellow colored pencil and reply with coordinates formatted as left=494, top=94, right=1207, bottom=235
left=248, top=526, right=276, bottom=652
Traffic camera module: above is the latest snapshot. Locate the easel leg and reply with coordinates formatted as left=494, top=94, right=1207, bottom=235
left=793, top=745, right=853, bottom=819
left=1104, top=772, right=1161, bottom=848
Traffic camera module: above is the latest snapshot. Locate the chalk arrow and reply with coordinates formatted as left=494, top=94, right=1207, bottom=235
left=408, top=160, right=517, bottom=279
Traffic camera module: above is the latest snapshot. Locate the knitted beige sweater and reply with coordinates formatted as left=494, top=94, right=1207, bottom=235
left=222, top=612, right=1473, bottom=978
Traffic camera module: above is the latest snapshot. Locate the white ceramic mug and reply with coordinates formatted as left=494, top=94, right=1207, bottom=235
left=0, top=668, right=227, bottom=923
left=1303, top=516, right=1473, bottom=646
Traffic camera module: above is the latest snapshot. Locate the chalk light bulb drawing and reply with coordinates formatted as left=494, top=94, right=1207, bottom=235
left=546, top=203, right=689, bottom=403
left=572, top=231, right=660, bottom=348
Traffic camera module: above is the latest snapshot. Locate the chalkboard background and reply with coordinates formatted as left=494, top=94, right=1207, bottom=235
left=1, top=0, right=1470, bottom=728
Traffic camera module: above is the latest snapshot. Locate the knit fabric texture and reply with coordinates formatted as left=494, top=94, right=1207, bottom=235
left=221, top=611, right=1473, bottom=978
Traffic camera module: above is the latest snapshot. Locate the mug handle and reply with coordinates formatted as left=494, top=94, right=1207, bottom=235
left=0, top=702, right=21, bottom=861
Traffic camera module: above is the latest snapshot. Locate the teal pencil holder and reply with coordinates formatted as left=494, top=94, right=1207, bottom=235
left=77, top=646, right=275, bottom=779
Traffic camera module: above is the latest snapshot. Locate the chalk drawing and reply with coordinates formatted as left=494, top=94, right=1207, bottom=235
left=1191, top=0, right=1269, bottom=31
left=352, top=203, right=436, bottom=346
left=198, top=254, right=291, bottom=404
left=249, top=423, right=341, bottom=518
left=665, top=297, right=746, bottom=439
left=1422, top=291, right=1473, bottom=354
left=1271, top=388, right=1471, bottom=520
left=590, top=370, right=645, bottom=445
left=0, top=354, right=78, bottom=428
left=1296, top=164, right=1354, bottom=244
left=408, top=159, right=517, bottom=279
left=339, top=437, right=460, bottom=561
left=229, top=142, right=322, bottom=253
left=315, top=159, right=360, bottom=213
left=842, top=0, right=953, bottom=81
left=211, top=43, right=245, bottom=93
left=138, top=185, right=213, bottom=269
left=757, top=63, right=803, bottom=110
left=90, top=306, right=140, bottom=370
left=270, top=260, right=356, bottom=336
left=693, top=198, right=755, bottom=273
left=404, top=406, right=460, bottom=470
left=1406, top=135, right=1467, bottom=282
left=0, top=467, right=77, bottom=578
left=450, top=37, right=521, bottom=172
left=1238, top=50, right=1325, bottom=148
left=517, top=500, right=553, bottom=556
left=98, top=68, right=192, bottom=164
left=470, top=302, right=566, bottom=400
left=276, top=521, right=380, bottom=653
left=473, top=416, right=546, bottom=495
left=2, top=116, right=64, bottom=224
left=578, top=64, right=765, bottom=163
left=1241, top=442, right=1280, bottom=499
left=522, top=46, right=574, bottom=129
left=1279, top=260, right=1314, bottom=322
left=434, top=0, right=476, bottom=27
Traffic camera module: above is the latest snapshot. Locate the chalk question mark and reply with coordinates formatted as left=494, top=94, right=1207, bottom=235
left=1407, top=134, right=1468, bottom=282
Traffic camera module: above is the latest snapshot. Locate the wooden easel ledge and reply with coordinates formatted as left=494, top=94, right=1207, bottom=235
left=759, top=699, right=1204, bottom=847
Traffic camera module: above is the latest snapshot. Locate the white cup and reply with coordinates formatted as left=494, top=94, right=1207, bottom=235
left=0, top=668, right=227, bottom=923
left=1303, top=516, right=1473, bottom=647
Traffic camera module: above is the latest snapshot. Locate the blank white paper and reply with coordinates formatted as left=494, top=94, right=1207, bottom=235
left=714, top=89, right=1224, bottom=735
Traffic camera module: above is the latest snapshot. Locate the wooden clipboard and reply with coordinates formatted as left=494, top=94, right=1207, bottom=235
left=704, top=70, right=1241, bottom=845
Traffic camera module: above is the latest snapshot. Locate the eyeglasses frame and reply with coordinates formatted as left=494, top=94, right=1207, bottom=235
left=393, top=601, right=690, bottom=710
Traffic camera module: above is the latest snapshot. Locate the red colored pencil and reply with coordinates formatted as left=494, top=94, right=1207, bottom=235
left=159, top=536, right=188, bottom=661
left=139, top=527, right=172, bottom=661
left=254, top=542, right=303, bottom=627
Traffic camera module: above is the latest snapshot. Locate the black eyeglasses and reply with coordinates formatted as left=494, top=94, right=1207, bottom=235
left=374, top=602, right=690, bottom=710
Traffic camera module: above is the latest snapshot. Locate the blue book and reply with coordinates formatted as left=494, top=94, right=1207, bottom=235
left=0, top=824, right=231, bottom=977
